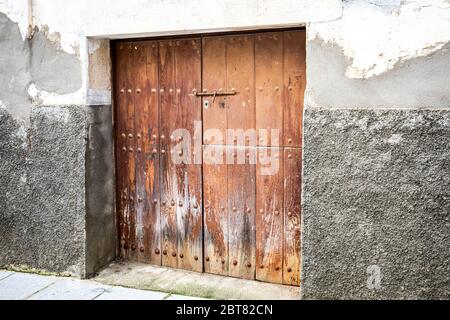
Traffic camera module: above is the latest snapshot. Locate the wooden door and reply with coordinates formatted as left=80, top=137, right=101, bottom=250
left=202, top=30, right=305, bottom=286
left=114, top=30, right=305, bottom=286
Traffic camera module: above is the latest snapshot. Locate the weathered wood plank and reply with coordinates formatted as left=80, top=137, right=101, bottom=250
left=174, top=38, right=203, bottom=272
left=125, top=43, right=137, bottom=261
left=226, top=34, right=255, bottom=147
left=283, top=30, right=306, bottom=148
left=114, top=42, right=129, bottom=260
left=202, top=36, right=227, bottom=145
left=133, top=41, right=162, bottom=264
left=283, top=147, right=301, bottom=286
left=255, top=32, right=284, bottom=147
left=159, top=40, right=178, bottom=268
left=227, top=146, right=256, bottom=279
left=203, top=145, right=228, bottom=275
left=256, top=147, right=284, bottom=284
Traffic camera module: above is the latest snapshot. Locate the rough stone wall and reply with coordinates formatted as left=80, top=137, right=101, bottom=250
left=302, top=0, right=450, bottom=299
left=301, top=109, right=450, bottom=299
left=85, top=105, right=116, bottom=276
left=0, top=105, right=87, bottom=276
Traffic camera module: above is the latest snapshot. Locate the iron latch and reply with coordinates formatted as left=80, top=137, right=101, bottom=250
left=193, top=90, right=237, bottom=97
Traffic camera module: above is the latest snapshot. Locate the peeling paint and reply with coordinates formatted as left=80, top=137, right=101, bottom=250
left=0, top=12, right=82, bottom=122
left=308, top=0, right=450, bottom=79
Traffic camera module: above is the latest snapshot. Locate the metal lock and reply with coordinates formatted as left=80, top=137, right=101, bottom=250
left=204, top=100, right=210, bottom=109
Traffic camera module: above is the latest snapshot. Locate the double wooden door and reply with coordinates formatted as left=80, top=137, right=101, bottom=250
left=114, top=30, right=305, bottom=286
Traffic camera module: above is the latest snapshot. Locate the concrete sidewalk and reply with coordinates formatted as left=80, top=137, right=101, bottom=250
left=0, top=270, right=203, bottom=300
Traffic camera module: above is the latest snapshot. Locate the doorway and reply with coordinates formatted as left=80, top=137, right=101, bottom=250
left=113, top=30, right=305, bottom=286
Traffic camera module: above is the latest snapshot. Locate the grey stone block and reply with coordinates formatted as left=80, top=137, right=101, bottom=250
left=0, top=271, right=13, bottom=281
left=0, top=273, right=56, bottom=300
left=0, top=105, right=87, bottom=277
left=95, top=286, right=168, bottom=300
left=301, top=108, right=450, bottom=300
left=28, top=278, right=109, bottom=300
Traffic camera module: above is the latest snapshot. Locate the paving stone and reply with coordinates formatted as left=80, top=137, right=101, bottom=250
left=0, top=273, right=56, bottom=300
left=28, top=278, right=109, bottom=300
left=95, top=286, right=168, bottom=300
left=166, top=294, right=206, bottom=300
left=0, top=270, right=13, bottom=281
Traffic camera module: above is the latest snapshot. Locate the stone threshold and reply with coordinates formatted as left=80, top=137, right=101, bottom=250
left=93, top=261, right=300, bottom=300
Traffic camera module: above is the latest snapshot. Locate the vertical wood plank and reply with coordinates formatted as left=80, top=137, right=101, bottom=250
left=256, top=147, right=284, bottom=284
left=125, top=43, right=137, bottom=261
left=202, top=36, right=227, bottom=145
left=255, top=32, right=284, bottom=147
left=203, top=145, right=228, bottom=275
left=159, top=40, right=178, bottom=268
left=283, top=147, right=301, bottom=286
left=226, top=34, right=255, bottom=146
left=174, top=38, right=203, bottom=272
left=228, top=146, right=256, bottom=279
left=283, top=30, right=306, bottom=148
left=114, top=42, right=129, bottom=260
left=133, top=42, right=147, bottom=262
left=134, top=41, right=161, bottom=264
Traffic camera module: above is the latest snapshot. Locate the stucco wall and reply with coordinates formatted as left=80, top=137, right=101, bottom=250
left=302, top=0, right=450, bottom=299
left=0, top=0, right=449, bottom=298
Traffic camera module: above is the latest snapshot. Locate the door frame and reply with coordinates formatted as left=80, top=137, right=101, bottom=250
left=110, top=26, right=306, bottom=283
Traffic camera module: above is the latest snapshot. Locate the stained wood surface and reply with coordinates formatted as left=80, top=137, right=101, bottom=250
left=256, top=147, right=284, bottom=284
left=203, top=145, right=228, bottom=275
left=159, top=40, right=178, bottom=268
left=114, top=42, right=129, bottom=260
left=202, top=37, right=227, bottom=145
left=226, top=35, right=255, bottom=146
left=173, top=38, right=203, bottom=272
left=227, top=146, right=256, bottom=280
left=283, top=31, right=306, bottom=148
left=113, top=30, right=305, bottom=286
left=283, top=148, right=302, bottom=286
left=255, top=32, right=284, bottom=147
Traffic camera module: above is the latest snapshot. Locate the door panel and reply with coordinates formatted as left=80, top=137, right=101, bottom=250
left=226, top=35, right=255, bottom=146
left=175, top=39, right=203, bottom=272
left=202, top=37, right=227, bottom=145
left=133, top=42, right=161, bottom=264
left=125, top=43, right=138, bottom=261
left=255, top=32, right=284, bottom=147
left=283, top=31, right=306, bottom=148
left=256, top=147, right=284, bottom=284
left=159, top=40, right=178, bottom=268
left=227, top=146, right=256, bottom=280
left=114, top=30, right=304, bottom=286
left=114, top=43, right=130, bottom=260
left=283, top=148, right=302, bottom=286
left=203, top=145, right=228, bottom=275
left=159, top=39, right=203, bottom=272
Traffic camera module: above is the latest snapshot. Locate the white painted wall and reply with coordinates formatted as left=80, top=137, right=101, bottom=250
left=308, top=0, right=450, bottom=79
left=28, top=0, right=342, bottom=106
left=2, top=0, right=450, bottom=108
left=0, top=0, right=30, bottom=39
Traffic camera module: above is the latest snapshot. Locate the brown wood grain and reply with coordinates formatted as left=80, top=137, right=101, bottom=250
left=255, top=32, right=284, bottom=147
left=227, top=146, right=256, bottom=280
left=113, top=30, right=304, bottom=286
left=126, top=43, right=137, bottom=261
left=283, top=147, right=301, bottom=286
left=283, top=30, right=306, bottom=148
left=203, top=145, right=228, bottom=275
left=159, top=40, right=178, bottom=268
left=256, top=147, right=284, bottom=284
left=133, top=41, right=161, bottom=264
left=114, top=42, right=129, bottom=260
left=226, top=34, right=255, bottom=147
left=202, top=36, right=227, bottom=145
left=174, top=38, right=203, bottom=272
